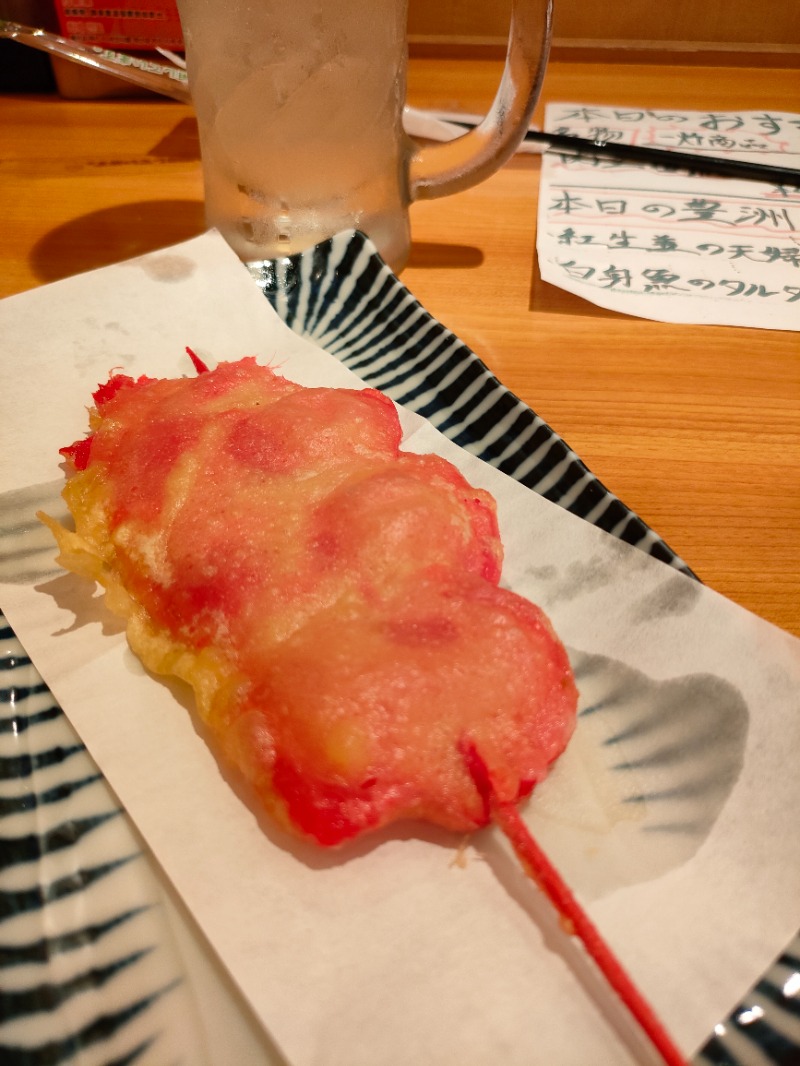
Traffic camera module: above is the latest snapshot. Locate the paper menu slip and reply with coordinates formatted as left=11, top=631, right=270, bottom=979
left=536, top=104, right=800, bottom=330
left=2, top=232, right=800, bottom=1066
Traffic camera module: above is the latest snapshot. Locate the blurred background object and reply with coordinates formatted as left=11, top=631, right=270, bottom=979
left=2, top=0, right=797, bottom=97
left=0, top=0, right=57, bottom=90
left=0, top=0, right=182, bottom=94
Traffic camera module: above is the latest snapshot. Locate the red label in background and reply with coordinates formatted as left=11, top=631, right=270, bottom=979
left=54, top=0, right=184, bottom=51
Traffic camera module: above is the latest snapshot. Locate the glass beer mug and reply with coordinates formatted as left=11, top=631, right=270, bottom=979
left=176, top=0, right=552, bottom=272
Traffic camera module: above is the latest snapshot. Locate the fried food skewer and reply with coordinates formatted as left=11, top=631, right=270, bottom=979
left=44, top=346, right=683, bottom=1061
left=42, top=351, right=578, bottom=846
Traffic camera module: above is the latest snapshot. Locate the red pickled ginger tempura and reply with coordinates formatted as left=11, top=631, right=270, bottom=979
left=41, top=355, right=577, bottom=846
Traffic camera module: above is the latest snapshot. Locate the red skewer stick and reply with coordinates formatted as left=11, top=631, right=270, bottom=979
left=461, top=741, right=687, bottom=1066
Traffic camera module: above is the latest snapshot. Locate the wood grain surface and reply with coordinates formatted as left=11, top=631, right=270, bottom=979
left=407, top=0, right=800, bottom=54
left=2, top=57, right=798, bottom=636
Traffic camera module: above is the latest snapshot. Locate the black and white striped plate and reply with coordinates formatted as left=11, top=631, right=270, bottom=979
left=1, top=230, right=797, bottom=1064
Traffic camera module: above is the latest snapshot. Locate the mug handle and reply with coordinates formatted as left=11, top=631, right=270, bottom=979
left=409, top=0, right=552, bottom=199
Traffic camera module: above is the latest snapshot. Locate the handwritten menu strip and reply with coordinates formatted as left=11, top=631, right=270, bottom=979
left=545, top=106, right=800, bottom=160
left=536, top=105, right=800, bottom=330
